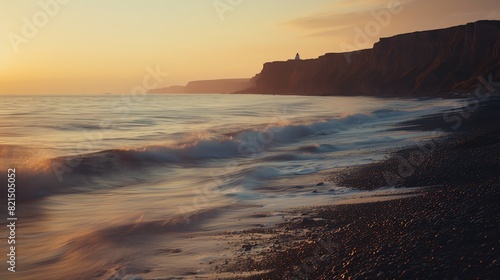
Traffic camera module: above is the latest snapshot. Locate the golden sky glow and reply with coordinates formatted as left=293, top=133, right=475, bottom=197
left=0, top=0, right=499, bottom=94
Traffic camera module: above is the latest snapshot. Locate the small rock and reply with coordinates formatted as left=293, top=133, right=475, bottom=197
left=242, top=244, right=253, bottom=251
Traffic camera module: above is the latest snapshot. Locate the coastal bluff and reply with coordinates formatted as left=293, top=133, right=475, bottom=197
left=240, top=20, right=500, bottom=96
left=149, top=78, right=251, bottom=94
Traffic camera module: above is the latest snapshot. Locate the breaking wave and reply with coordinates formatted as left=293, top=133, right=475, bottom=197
left=0, top=110, right=407, bottom=201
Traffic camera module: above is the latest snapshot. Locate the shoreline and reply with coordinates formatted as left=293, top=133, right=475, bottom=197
left=213, top=97, right=500, bottom=279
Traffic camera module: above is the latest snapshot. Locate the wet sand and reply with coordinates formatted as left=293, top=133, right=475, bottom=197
left=214, top=97, right=499, bottom=279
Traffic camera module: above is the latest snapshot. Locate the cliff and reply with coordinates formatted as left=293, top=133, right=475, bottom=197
left=241, top=20, right=500, bottom=96
left=148, top=85, right=185, bottom=94
left=184, top=78, right=251, bottom=94
left=150, top=78, right=252, bottom=94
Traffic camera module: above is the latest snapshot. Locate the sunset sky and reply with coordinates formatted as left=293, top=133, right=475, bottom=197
left=0, top=0, right=498, bottom=94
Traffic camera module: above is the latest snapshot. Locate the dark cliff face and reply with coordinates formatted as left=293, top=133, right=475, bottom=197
left=245, top=20, right=500, bottom=96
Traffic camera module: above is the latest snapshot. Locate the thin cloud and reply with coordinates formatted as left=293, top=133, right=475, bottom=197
left=284, top=12, right=357, bottom=30
left=282, top=0, right=412, bottom=31
left=304, top=24, right=357, bottom=37
left=282, top=0, right=499, bottom=39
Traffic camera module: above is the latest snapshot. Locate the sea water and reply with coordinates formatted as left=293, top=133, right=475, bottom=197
left=0, top=94, right=464, bottom=279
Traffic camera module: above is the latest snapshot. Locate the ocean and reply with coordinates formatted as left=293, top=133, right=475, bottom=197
left=0, top=94, right=465, bottom=279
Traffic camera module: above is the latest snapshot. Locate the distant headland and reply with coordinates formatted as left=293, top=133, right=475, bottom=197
left=148, top=78, right=252, bottom=94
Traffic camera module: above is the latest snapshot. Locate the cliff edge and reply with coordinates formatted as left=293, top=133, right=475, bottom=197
left=241, top=20, right=500, bottom=96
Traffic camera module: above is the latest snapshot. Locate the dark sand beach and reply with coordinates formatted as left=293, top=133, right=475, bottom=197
left=215, top=96, right=500, bottom=279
